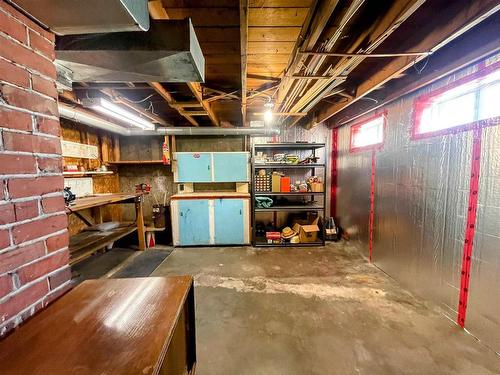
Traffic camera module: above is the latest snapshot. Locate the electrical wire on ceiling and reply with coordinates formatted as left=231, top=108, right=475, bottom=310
left=359, top=96, right=378, bottom=103
left=126, top=93, right=155, bottom=104
left=413, top=55, right=430, bottom=74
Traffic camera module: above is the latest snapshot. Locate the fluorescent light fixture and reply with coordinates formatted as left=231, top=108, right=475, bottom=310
left=83, top=98, right=155, bottom=130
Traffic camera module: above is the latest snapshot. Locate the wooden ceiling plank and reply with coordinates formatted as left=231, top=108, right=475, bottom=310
left=248, top=8, right=309, bottom=27
left=247, top=54, right=290, bottom=63
left=247, top=41, right=295, bottom=54
left=249, top=0, right=313, bottom=7
left=248, top=27, right=301, bottom=42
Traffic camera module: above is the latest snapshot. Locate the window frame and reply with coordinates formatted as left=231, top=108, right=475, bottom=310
left=349, top=111, right=387, bottom=153
left=412, top=61, right=500, bottom=140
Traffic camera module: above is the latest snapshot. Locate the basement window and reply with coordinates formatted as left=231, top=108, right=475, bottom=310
left=413, top=63, right=500, bottom=138
left=349, top=114, right=385, bottom=152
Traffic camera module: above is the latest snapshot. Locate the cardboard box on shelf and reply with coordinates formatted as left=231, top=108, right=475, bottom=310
left=310, top=182, right=324, bottom=192
left=292, top=217, right=320, bottom=243
left=272, top=173, right=281, bottom=192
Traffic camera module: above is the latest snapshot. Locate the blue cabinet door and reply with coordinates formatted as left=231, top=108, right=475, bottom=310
left=178, top=200, right=210, bottom=245
left=214, top=199, right=244, bottom=244
left=176, top=153, right=212, bottom=182
left=213, top=152, right=249, bottom=182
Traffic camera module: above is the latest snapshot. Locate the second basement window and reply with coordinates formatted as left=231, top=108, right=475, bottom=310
left=413, top=64, right=500, bottom=138
left=350, top=114, right=385, bottom=152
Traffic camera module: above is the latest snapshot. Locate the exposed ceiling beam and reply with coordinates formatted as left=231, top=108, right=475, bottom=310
left=148, top=0, right=169, bottom=19
left=276, top=0, right=340, bottom=107
left=299, top=51, right=432, bottom=58
left=289, top=0, right=427, bottom=117
left=326, top=15, right=500, bottom=127
left=148, top=82, right=199, bottom=126
left=240, top=0, right=249, bottom=126
left=252, top=112, right=307, bottom=117
left=317, top=0, right=500, bottom=124
left=187, top=82, right=220, bottom=126
left=204, top=87, right=240, bottom=101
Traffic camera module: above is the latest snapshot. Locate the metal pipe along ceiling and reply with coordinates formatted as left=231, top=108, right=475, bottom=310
left=58, top=103, right=280, bottom=137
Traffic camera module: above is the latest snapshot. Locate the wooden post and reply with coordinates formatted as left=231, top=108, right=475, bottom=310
left=135, top=195, right=146, bottom=251
left=92, top=206, right=103, bottom=225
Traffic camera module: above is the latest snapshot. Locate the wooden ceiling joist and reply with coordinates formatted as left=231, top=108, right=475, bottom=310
left=287, top=0, right=429, bottom=118
left=149, top=82, right=199, bottom=126
left=187, top=82, right=220, bottom=126
left=316, top=0, right=500, bottom=125
left=148, top=0, right=169, bottom=19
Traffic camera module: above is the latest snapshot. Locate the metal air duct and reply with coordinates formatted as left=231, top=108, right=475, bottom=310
left=55, top=19, right=204, bottom=83
left=10, top=0, right=149, bottom=35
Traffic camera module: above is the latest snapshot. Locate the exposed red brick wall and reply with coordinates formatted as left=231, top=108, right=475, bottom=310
left=0, top=0, right=70, bottom=336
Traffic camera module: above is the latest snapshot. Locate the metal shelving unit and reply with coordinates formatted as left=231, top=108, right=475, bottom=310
left=251, top=143, right=326, bottom=247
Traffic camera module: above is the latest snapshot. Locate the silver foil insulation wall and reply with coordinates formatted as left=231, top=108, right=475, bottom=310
left=335, top=56, right=500, bottom=353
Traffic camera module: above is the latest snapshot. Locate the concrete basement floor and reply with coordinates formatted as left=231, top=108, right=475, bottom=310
left=152, top=242, right=500, bottom=375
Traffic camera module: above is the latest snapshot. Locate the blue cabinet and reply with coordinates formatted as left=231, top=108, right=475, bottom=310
left=175, top=152, right=249, bottom=183
left=176, top=153, right=212, bottom=182
left=177, top=199, right=210, bottom=245
left=213, top=152, right=249, bottom=182
left=172, top=195, right=249, bottom=246
left=214, top=199, right=244, bottom=244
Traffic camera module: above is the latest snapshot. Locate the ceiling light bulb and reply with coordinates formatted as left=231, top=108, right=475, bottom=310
left=264, top=109, right=273, bottom=123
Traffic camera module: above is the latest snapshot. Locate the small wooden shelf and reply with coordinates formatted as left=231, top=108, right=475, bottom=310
left=63, top=171, right=114, bottom=177
left=106, top=160, right=165, bottom=165
left=69, top=224, right=137, bottom=265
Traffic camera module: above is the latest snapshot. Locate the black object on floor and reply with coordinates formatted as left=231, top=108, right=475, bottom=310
left=72, top=248, right=136, bottom=284
left=111, top=248, right=173, bottom=278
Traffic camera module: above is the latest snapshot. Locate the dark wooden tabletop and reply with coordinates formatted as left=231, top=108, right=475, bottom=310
left=0, top=276, right=193, bottom=375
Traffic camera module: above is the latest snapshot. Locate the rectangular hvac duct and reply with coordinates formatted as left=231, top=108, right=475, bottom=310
left=55, top=19, right=205, bottom=83
left=10, top=0, right=149, bottom=34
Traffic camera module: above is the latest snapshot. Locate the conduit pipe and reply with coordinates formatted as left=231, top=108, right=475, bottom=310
left=59, top=103, right=279, bottom=137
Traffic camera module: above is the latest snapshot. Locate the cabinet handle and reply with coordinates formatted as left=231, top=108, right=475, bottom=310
left=239, top=209, right=242, bottom=215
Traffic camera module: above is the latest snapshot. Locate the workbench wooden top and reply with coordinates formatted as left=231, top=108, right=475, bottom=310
left=0, top=277, right=193, bottom=375
left=66, top=193, right=141, bottom=213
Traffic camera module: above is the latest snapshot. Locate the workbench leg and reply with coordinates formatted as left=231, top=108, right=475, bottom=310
left=135, top=197, right=146, bottom=251
left=92, top=206, right=103, bottom=224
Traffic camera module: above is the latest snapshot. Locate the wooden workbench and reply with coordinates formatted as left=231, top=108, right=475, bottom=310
left=66, top=193, right=146, bottom=264
left=0, top=277, right=196, bottom=375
